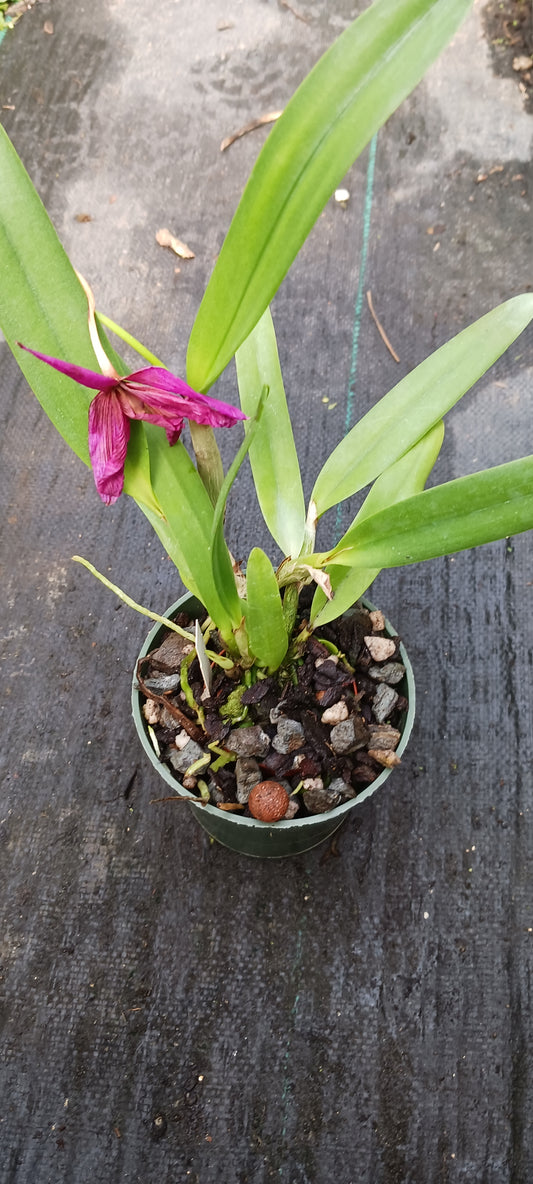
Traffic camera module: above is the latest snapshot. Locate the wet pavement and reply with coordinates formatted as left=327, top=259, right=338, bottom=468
left=1, top=1, right=532, bottom=1180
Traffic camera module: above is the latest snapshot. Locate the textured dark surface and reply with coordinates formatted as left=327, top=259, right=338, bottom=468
left=1, top=2, right=533, bottom=1181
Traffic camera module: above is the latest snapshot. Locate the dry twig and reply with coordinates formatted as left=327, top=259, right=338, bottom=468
left=366, top=290, right=400, bottom=363
left=136, top=656, right=205, bottom=744
left=150, top=795, right=207, bottom=805
left=221, top=110, right=283, bottom=152
left=280, top=0, right=310, bottom=23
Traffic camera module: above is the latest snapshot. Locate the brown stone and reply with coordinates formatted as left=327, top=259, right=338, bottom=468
left=368, top=748, right=401, bottom=768
left=248, top=781, right=289, bottom=822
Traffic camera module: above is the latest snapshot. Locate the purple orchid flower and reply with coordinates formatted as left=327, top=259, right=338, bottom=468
left=18, top=343, right=246, bottom=505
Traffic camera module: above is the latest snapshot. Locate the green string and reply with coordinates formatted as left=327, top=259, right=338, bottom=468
left=335, top=132, right=377, bottom=542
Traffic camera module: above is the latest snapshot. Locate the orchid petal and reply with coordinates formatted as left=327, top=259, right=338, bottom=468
left=164, top=424, right=184, bottom=446
left=124, top=366, right=213, bottom=397
left=18, top=343, right=117, bottom=392
left=115, top=387, right=184, bottom=439
left=88, top=390, right=130, bottom=504
left=128, top=403, right=184, bottom=444
left=122, top=369, right=247, bottom=426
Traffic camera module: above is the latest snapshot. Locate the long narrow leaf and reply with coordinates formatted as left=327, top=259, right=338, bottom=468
left=0, top=128, right=93, bottom=460
left=245, top=548, right=288, bottom=671
left=236, top=308, right=305, bottom=557
left=311, top=421, right=445, bottom=625
left=210, top=385, right=269, bottom=549
left=0, top=126, right=156, bottom=508
left=0, top=125, right=247, bottom=634
left=187, top=0, right=473, bottom=392
left=323, top=455, right=533, bottom=570
left=312, top=296, right=533, bottom=516
left=353, top=422, right=446, bottom=528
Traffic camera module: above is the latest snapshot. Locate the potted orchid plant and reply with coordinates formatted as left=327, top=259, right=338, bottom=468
left=2, top=0, right=533, bottom=857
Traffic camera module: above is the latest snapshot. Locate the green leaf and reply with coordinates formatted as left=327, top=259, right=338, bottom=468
left=0, top=126, right=156, bottom=508
left=187, top=0, right=473, bottom=392
left=356, top=421, right=446, bottom=527
left=311, top=566, right=373, bottom=629
left=245, top=548, right=288, bottom=671
left=0, top=125, right=240, bottom=627
left=0, top=126, right=95, bottom=462
left=236, top=308, right=306, bottom=557
left=311, top=421, right=445, bottom=626
left=325, top=455, right=533, bottom=570
left=312, top=295, right=533, bottom=516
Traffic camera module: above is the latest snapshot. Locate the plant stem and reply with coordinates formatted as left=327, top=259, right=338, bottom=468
left=282, top=583, right=299, bottom=637
left=96, top=311, right=164, bottom=366
left=299, top=498, right=318, bottom=556
left=189, top=422, right=225, bottom=505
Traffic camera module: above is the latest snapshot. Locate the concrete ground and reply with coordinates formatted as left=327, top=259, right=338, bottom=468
left=1, top=1, right=532, bottom=1180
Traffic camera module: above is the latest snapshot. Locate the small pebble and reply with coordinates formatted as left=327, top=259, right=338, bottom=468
left=169, top=738, right=205, bottom=774
left=321, top=701, right=349, bottom=725
left=513, top=54, right=533, bottom=72
left=208, top=778, right=225, bottom=804
left=328, top=776, right=356, bottom=801
left=283, top=797, right=300, bottom=820
left=302, top=777, right=324, bottom=794
left=225, top=725, right=271, bottom=758
left=272, top=718, right=305, bottom=754
left=144, top=673, right=182, bottom=694
left=330, top=715, right=369, bottom=754
left=352, top=756, right=382, bottom=785
left=143, top=700, right=160, bottom=725
left=368, top=662, right=405, bottom=685
left=235, top=756, right=262, bottom=805
left=292, top=752, right=320, bottom=778
left=367, top=724, right=401, bottom=751
left=150, top=633, right=194, bottom=673
left=302, top=780, right=341, bottom=815
left=364, top=635, right=397, bottom=662
left=369, top=610, right=385, bottom=631
left=160, top=705, right=181, bottom=731
left=372, top=683, right=399, bottom=723
left=368, top=747, right=401, bottom=768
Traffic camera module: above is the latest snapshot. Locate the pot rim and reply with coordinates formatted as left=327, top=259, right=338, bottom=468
left=131, top=593, right=416, bottom=829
